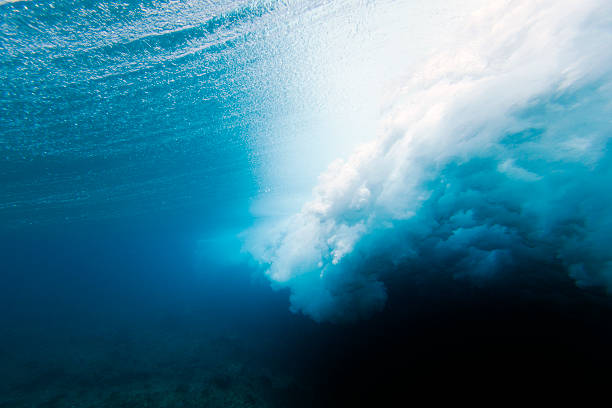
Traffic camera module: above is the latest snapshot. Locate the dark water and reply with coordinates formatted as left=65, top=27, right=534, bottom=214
left=3, top=215, right=612, bottom=406
left=2, top=0, right=612, bottom=406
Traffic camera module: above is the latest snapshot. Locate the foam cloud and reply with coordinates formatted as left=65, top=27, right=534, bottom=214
left=245, top=0, right=612, bottom=322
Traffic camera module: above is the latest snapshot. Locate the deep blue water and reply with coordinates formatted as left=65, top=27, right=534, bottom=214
left=3, top=0, right=612, bottom=406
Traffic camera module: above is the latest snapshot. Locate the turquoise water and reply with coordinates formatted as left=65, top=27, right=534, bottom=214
left=2, top=0, right=612, bottom=405
left=2, top=0, right=272, bottom=227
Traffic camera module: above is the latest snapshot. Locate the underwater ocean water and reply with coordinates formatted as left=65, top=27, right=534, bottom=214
left=2, top=0, right=612, bottom=406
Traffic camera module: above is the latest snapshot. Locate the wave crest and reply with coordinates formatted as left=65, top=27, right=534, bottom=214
left=245, top=0, right=612, bottom=322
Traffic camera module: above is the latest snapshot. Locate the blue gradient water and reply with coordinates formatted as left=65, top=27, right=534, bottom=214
left=2, top=0, right=612, bottom=406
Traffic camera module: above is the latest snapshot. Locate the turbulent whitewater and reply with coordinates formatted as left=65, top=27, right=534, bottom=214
left=245, top=0, right=612, bottom=322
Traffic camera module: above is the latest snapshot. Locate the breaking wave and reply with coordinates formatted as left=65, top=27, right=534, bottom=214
left=245, top=0, right=612, bottom=322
